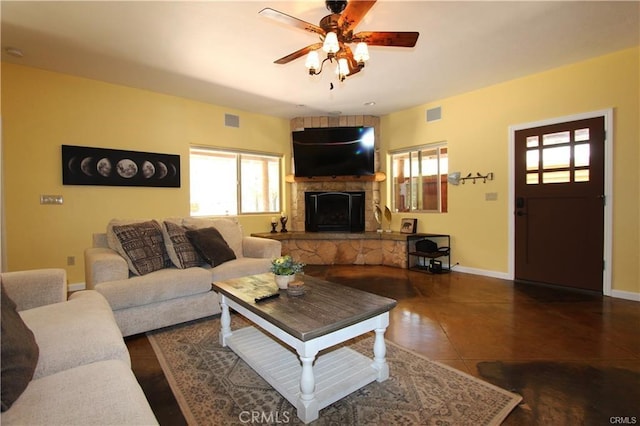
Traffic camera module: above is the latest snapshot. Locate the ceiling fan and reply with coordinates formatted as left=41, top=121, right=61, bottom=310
left=259, top=0, right=419, bottom=81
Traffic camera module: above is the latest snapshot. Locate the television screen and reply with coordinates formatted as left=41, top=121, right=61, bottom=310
left=292, top=127, right=375, bottom=177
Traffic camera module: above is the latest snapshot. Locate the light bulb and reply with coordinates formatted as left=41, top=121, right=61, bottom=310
left=354, top=42, right=369, bottom=63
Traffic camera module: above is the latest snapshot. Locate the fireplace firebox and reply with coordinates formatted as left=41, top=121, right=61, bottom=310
left=305, top=191, right=365, bottom=232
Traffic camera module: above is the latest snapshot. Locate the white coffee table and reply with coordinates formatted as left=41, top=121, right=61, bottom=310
left=212, top=273, right=397, bottom=424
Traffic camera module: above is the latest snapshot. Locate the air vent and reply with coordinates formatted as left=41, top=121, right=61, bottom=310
left=426, top=107, right=442, bottom=122
left=224, top=113, right=240, bottom=128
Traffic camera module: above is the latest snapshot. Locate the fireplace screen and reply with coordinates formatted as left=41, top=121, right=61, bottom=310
left=305, top=191, right=365, bottom=232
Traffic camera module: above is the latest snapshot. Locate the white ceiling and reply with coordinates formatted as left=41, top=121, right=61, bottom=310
left=2, top=1, right=638, bottom=118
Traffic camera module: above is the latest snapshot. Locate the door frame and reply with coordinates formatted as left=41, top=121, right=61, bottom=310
left=507, top=108, right=613, bottom=295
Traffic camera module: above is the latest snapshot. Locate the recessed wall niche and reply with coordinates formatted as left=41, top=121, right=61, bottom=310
left=289, top=115, right=381, bottom=232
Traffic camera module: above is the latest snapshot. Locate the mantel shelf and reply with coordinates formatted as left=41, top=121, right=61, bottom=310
left=285, top=172, right=385, bottom=183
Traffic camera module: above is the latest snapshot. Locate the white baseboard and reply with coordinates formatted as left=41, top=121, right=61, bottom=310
left=610, top=289, right=640, bottom=302
left=453, top=266, right=639, bottom=302
left=67, top=282, right=86, bottom=292
left=452, top=265, right=511, bottom=280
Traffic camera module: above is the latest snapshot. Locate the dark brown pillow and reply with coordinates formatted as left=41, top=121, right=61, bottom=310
left=185, top=227, right=236, bottom=267
left=112, top=220, right=171, bottom=275
left=1, top=284, right=39, bottom=412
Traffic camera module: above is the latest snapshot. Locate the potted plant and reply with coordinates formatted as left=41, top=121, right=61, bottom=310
left=270, top=255, right=304, bottom=289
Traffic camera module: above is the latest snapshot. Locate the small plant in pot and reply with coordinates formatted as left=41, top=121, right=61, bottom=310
left=270, top=255, right=305, bottom=289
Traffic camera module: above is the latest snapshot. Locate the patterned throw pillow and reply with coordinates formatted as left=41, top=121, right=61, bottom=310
left=185, top=227, right=236, bottom=267
left=1, top=284, right=39, bottom=411
left=162, top=221, right=203, bottom=269
left=112, top=220, right=171, bottom=275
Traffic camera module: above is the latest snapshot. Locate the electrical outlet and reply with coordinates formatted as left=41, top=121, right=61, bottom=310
left=40, top=195, right=63, bottom=205
left=67, top=256, right=75, bottom=266
left=485, top=192, right=498, bottom=201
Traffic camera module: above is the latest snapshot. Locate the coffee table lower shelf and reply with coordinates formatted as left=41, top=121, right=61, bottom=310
left=227, top=326, right=378, bottom=420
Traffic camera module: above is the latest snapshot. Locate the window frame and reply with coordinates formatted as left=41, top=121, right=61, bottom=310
left=389, top=142, right=448, bottom=213
left=189, top=146, right=283, bottom=217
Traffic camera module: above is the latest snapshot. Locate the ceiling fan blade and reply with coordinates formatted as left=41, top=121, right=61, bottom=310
left=337, top=0, right=377, bottom=31
left=259, top=8, right=324, bottom=36
left=353, top=31, right=419, bottom=47
left=274, top=43, right=323, bottom=65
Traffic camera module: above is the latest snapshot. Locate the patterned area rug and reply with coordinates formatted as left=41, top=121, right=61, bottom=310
left=147, top=315, right=522, bottom=425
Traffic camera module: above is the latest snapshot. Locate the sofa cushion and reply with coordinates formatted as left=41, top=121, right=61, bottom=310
left=182, top=217, right=244, bottom=258
left=209, top=257, right=273, bottom=282
left=162, top=221, right=203, bottom=269
left=186, top=227, right=236, bottom=267
left=0, top=360, right=158, bottom=425
left=94, top=267, right=212, bottom=311
left=111, top=220, right=170, bottom=275
left=1, top=285, right=39, bottom=412
left=19, top=290, right=130, bottom=379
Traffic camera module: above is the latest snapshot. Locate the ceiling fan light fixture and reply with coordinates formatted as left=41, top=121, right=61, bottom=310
left=354, top=42, right=369, bottom=65
left=305, top=50, right=320, bottom=73
left=322, top=32, right=339, bottom=54
left=336, top=57, right=350, bottom=81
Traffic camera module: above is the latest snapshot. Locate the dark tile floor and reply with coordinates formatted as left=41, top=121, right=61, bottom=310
left=126, top=265, right=640, bottom=425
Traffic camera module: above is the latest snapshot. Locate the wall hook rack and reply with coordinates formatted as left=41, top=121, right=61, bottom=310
left=461, top=172, right=494, bottom=184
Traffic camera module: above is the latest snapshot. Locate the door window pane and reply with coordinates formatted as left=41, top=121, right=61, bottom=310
left=574, top=169, right=590, bottom=182
left=543, top=146, right=570, bottom=169
left=526, top=150, right=539, bottom=171
left=542, top=170, right=570, bottom=184
left=574, top=144, right=590, bottom=167
left=575, top=128, right=590, bottom=141
left=526, top=136, right=539, bottom=148
left=543, top=131, right=570, bottom=146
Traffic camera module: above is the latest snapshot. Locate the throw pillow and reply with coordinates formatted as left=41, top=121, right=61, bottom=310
left=162, top=221, right=203, bottom=269
left=1, top=284, right=39, bottom=412
left=185, top=227, right=236, bottom=267
left=112, top=220, right=171, bottom=275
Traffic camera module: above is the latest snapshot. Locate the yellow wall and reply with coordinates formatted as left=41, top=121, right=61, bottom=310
left=1, top=63, right=291, bottom=284
left=3, top=47, right=639, bottom=296
left=380, top=47, right=639, bottom=295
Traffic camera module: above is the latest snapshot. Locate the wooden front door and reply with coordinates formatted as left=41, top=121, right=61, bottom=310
left=514, top=116, right=605, bottom=292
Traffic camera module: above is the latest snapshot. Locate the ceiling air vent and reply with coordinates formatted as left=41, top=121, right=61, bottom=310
left=224, top=113, right=240, bottom=128
left=426, top=107, right=442, bottom=122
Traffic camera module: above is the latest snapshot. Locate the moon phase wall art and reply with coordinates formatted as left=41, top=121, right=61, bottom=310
left=62, top=145, right=180, bottom=187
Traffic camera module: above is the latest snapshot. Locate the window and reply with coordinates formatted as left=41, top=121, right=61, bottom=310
left=390, top=143, right=448, bottom=213
left=525, top=128, right=591, bottom=185
left=190, top=147, right=281, bottom=216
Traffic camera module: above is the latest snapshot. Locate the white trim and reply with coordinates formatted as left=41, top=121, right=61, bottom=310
left=610, top=290, right=640, bottom=302
left=67, top=282, right=86, bottom=292
left=507, top=109, right=614, bottom=295
left=452, top=265, right=511, bottom=281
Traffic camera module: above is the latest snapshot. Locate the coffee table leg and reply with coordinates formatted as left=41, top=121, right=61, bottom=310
left=219, top=295, right=232, bottom=346
left=296, top=346, right=319, bottom=423
left=373, top=327, right=389, bottom=381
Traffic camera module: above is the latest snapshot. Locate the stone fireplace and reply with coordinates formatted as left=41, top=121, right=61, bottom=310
left=305, top=191, right=365, bottom=232
left=289, top=115, right=381, bottom=233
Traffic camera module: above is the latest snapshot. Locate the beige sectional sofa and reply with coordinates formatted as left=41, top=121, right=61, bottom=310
left=1, top=268, right=157, bottom=425
left=85, top=216, right=281, bottom=336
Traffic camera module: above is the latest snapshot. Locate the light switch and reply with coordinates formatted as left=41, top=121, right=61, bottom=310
left=40, top=195, right=63, bottom=205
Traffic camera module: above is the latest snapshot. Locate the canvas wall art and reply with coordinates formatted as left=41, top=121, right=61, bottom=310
left=62, top=145, right=180, bottom=187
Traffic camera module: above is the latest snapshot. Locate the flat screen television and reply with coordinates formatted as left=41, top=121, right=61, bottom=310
left=292, top=126, right=375, bottom=178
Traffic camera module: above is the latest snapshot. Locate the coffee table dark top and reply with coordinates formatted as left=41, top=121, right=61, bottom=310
left=212, top=273, right=397, bottom=341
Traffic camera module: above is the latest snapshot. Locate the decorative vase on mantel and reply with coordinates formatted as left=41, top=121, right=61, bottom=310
left=274, top=274, right=294, bottom=290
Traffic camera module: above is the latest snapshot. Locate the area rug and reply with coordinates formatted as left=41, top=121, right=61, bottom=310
left=147, top=315, right=522, bottom=425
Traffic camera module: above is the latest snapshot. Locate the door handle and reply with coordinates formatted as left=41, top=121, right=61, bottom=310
left=516, top=210, right=527, bottom=216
